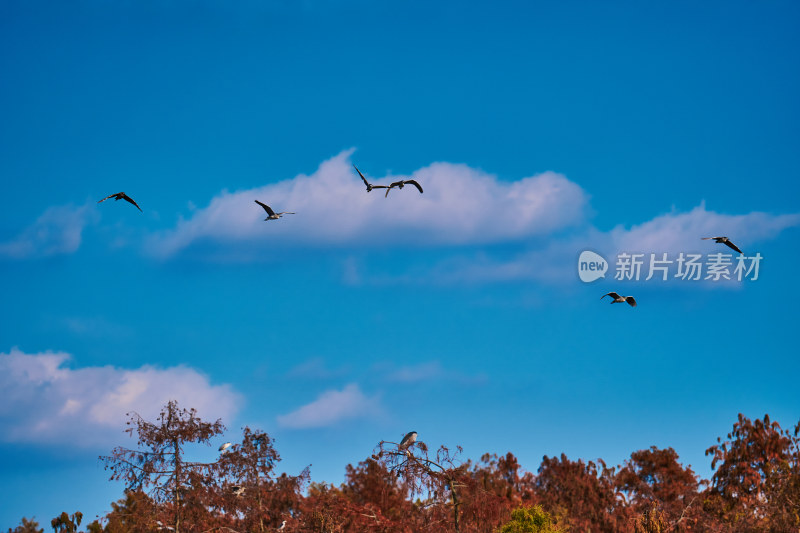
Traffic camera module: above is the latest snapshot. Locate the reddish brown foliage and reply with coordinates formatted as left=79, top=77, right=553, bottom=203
left=615, top=446, right=700, bottom=531
left=35, top=407, right=786, bottom=533
left=703, top=413, right=800, bottom=532
left=535, top=454, right=629, bottom=533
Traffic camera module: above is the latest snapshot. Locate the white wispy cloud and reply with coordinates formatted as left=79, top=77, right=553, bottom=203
left=277, top=383, right=380, bottom=429
left=142, top=150, right=799, bottom=287
left=0, top=348, right=241, bottom=447
left=411, top=204, right=800, bottom=285
left=286, top=357, right=350, bottom=380
left=0, top=204, right=98, bottom=259
left=607, top=203, right=800, bottom=255
left=148, top=149, right=589, bottom=258
left=379, top=360, right=488, bottom=385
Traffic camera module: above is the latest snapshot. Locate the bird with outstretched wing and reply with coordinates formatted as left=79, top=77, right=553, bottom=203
left=702, top=236, right=743, bottom=254
left=353, top=164, right=389, bottom=193
left=98, top=192, right=142, bottom=212
left=385, top=179, right=423, bottom=197
left=255, top=200, right=295, bottom=220
left=601, top=292, right=637, bottom=307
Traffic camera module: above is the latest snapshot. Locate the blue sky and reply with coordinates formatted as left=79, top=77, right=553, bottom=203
left=2, top=0, right=799, bottom=527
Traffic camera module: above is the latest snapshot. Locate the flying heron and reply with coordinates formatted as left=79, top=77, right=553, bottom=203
left=219, top=442, right=232, bottom=452
left=353, top=164, right=388, bottom=193
left=97, top=192, right=142, bottom=212
left=702, top=236, right=743, bottom=254
left=601, top=292, right=637, bottom=307
left=384, top=179, right=423, bottom=198
left=255, top=200, right=295, bottom=220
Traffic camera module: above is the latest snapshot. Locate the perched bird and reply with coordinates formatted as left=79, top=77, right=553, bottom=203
left=97, top=192, right=142, bottom=212
left=384, top=179, right=423, bottom=198
left=601, top=292, right=637, bottom=307
left=353, top=164, right=388, bottom=193
left=219, top=442, right=232, bottom=452
left=702, top=236, right=743, bottom=254
left=278, top=520, right=287, bottom=531
left=231, top=485, right=245, bottom=496
left=399, top=431, right=418, bottom=449
left=255, top=200, right=295, bottom=220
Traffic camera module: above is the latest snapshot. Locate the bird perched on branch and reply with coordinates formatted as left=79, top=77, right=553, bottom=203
left=219, top=442, right=232, bottom=452
left=702, top=236, right=743, bottom=254
left=601, top=292, right=637, bottom=307
left=399, top=431, right=418, bottom=449
left=98, top=192, right=142, bottom=212
left=255, top=200, right=295, bottom=220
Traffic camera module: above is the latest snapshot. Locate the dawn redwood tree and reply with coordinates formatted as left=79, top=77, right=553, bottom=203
left=373, top=436, right=469, bottom=532
left=704, top=413, right=800, bottom=532
left=615, top=447, right=700, bottom=531
left=6, top=518, right=44, bottom=533
left=211, top=427, right=308, bottom=532
left=102, top=490, right=158, bottom=532
left=300, top=481, right=395, bottom=533
left=100, top=400, right=225, bottom=533
left=453, top=453, right=538, bottom=532
left=341, top=459, right=416, bottom=527
left=534, top=453, right=630, bottom=533
left=50, top=512, right=82, bottom=533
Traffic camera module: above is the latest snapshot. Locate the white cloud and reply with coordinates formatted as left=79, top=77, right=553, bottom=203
left=0, top=348, right=241, bottom=447
left=417, top=204, right=800, bottom=285
left=0, top=204, right=97, bottom=259
left=380, top=360, right=487, bottom=385
left=286, top=357, right=350, bottom=380
left=277, top=383, right=380, bottom=429
left=608, top=203, right=800, bottom=255
left=148, top=149, right=589, bottom=258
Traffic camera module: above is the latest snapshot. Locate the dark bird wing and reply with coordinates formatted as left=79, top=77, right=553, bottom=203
left=120, top=193, right=142, bottom=212
left=254, top=200, right=276, bottom=217
left=353, top=164, right=370, bottom=187
left=625, top=296, right=637, bottom=307
left=399, top=431, right=416, bottom=447
left=601, top=292, right=621, bottom=300
left=98, top=192, right=122, bottom=204
left=385, top=181, right=403, bottom=197
left=404, top=179, right=423, bottom=193
left=723, top=240, right=743, bottom=254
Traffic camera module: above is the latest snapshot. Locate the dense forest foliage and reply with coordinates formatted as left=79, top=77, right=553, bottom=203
left=8, top=402, right=800, bottom=533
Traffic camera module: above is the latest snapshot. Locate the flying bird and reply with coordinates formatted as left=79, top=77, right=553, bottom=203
left=353, top=164, right=388, bottom=193
left=601, top=292, right=637, bottom=307
left=97, top=192, right=142, bottom=212
left=399, top=431, right=418, bottom=449
left=384, top=179, right=423, bottom=198
left=255, top=200, right=295, bottom=220
left=702, top=236, right=743, bottom=254
left=219, top=442, right=232, bottom=452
